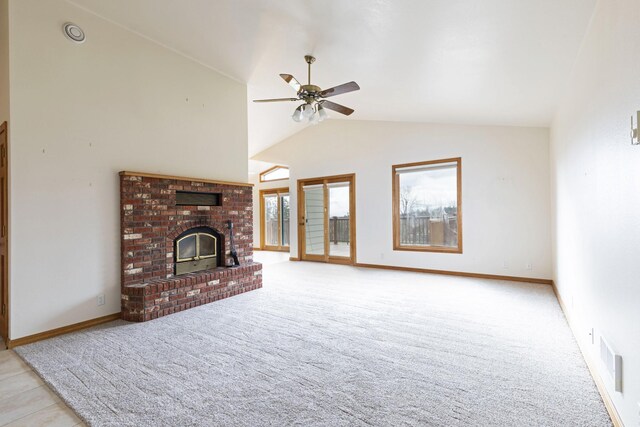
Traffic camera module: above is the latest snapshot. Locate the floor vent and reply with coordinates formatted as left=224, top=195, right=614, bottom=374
left=599, top=336, right=622, bottom=392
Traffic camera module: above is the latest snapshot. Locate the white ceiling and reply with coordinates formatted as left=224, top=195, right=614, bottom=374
left=69, top=0, right=596, bottom=157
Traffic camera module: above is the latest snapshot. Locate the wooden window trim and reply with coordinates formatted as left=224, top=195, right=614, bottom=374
left=260, top=187, right=290, bottom=251
left=392, top=157, right=463, bottom=254
left=259, top=165, right=289, bottom=183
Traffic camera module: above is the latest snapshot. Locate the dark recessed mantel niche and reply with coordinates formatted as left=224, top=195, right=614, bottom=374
left=119, top=171, right=262, bottom=322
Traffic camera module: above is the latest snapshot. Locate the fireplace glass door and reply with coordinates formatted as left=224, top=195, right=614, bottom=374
left=176, top=231, right=217, bottom=275
left=177, top=232, right=216, bottom=261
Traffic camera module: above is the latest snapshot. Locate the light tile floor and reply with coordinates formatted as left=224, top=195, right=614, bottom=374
left=0, top=349, right=84, bottom=427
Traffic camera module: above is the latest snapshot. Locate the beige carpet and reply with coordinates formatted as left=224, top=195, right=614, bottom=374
left=16, top=255, right=611, bottom=426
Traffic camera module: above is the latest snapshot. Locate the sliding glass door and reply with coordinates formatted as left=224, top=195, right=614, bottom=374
left=298, top=174, right=355, bottom=264
left=260, top=188, right=290, bottom=251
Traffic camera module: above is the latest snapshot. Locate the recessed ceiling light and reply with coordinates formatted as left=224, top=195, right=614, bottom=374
left=63, top=22, right=86, bottom=43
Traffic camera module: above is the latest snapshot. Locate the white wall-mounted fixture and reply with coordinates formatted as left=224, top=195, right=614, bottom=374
left=63, top=22, right=86, bottom=43
left=631, top=111, right=640, bottom=145
left=600, top=336, right=622, bottom=392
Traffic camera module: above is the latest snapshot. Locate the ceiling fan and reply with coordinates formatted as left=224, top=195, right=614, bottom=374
left=253, top=55, right=360, bottom=123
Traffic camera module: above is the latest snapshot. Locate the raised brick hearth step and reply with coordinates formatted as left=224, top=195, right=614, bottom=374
left=122, top=263, right=262, bottom=322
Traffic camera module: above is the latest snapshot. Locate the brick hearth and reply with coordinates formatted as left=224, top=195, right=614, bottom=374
left=120, top=171, right=262, bottom=322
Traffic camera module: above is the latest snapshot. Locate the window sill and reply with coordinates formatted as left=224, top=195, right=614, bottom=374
left=393, top=245, right=462, bottom=254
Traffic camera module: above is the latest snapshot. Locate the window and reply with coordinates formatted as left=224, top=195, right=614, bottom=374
left=260, top=166, right=289, bottom=182
left=392, top=157, right=462, bottom=253
left=260, top=188, right=290, bottom=250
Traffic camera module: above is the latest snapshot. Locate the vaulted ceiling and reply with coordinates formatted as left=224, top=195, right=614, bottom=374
left=69, top=0, right=596, bottom=156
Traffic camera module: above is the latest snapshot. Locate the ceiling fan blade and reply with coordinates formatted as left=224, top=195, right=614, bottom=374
left=253, top=97, right=299, bottom=103
left=319, top=81, right=360, bottom=98
left=321, top=100, right=354, bottom=116
left=280, top=74, right=302, bottom=92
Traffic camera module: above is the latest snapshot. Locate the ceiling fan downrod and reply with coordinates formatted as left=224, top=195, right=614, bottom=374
left=305, top=55, right=315, bottom=85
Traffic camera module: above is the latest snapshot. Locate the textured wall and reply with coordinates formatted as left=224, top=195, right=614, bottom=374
left=550, top=0, right=640, bottom=423
left=8, top=0, right=248, bottom=338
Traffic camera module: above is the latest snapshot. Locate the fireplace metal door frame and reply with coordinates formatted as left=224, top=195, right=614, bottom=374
left=0, top=122, right=8, bottom=343
left=174, top=227, right=221, bottom=275
left=297, top=173, right=356, bottom=265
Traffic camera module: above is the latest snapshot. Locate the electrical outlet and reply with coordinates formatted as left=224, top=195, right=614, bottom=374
left=589, top=328, right=594, bottom=345
left=380, top=252, right=384, bottom=260
left=97, top=294, right=105, bottom=306
left=525, top=262, right=532, bottom=270
left=503, top=260, right=508, bottom=270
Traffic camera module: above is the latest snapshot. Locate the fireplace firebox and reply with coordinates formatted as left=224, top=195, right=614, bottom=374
left=174, top=226, right=223, bottom=275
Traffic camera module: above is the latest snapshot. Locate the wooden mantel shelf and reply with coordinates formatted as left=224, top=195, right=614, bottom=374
left=119, top=171, right=253, bottom=187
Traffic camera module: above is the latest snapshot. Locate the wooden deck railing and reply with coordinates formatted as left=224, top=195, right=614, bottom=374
left=330, top=217, right=350, bottom=243
left=266, top=215, right=457, bottom=247
left=399, top=215, right=458, bottom=246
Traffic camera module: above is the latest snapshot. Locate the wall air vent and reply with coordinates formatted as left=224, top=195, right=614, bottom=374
left=599, top=336, right=622, bottom=392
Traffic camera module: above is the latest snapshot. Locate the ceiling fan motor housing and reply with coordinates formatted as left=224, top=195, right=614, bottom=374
left=299, top=85, right=322, bottom=103
left=300, top=85, right=321, bottom=93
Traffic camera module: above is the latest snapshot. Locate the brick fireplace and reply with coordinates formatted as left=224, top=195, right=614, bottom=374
left=120, top=171, right=262, bottom=322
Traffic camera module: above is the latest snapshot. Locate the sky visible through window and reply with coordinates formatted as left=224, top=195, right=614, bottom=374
left=329, top=186, right=350, bottom=217
left=399, top=165, right=457, bottom=215
left=262, top=167, right=289, bottom=181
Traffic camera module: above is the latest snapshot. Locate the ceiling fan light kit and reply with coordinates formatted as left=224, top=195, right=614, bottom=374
left=254, top=55, right=360, bottom=123
left=302, top=104, right=315, bottom=119
left=317, top=104, right=327, bottom=121
left=292, top=105, right=305, bottom=122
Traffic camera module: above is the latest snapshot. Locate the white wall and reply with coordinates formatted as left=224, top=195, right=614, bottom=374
left=551, top=0, right=640, bottom=424
left=8, top=0, right=248, bottom=339
left=254, top=120, right=552, bottom=279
